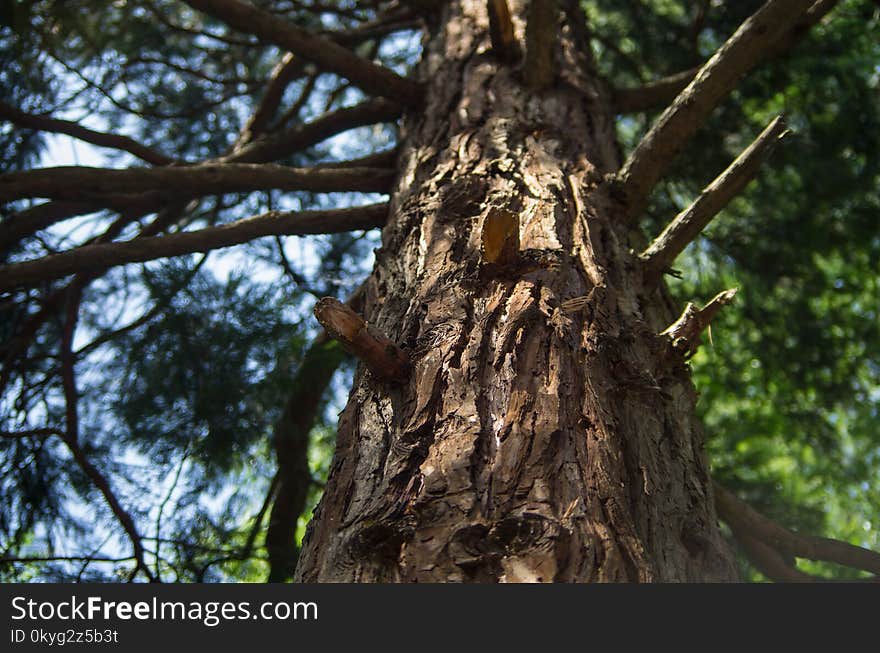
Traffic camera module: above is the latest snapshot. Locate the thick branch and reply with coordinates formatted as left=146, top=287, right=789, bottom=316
left=615, top=0, right=816, bottom=221
left=0, top=100, right=175, bottom=166
left=0, top=163, right=394, bottom=204
left=641, top=116, right=788, bottom=277
left=733, top=533, right=817, bottom=582
left=228, top=98, right=402, bottom=164
left=523, top=0, right=558, bottom=90
left=267, top=338, right=345, bottom=582
left=0, top=203, right=388, bottom=291
left=313, top=297, right=410, bottom=382
left=714, top=482, right=880, bottom=577
left=183, top=0, right=422, bottom=105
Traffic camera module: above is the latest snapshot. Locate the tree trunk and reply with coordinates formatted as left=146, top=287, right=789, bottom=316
left=295, top=0, right=738, bottom=582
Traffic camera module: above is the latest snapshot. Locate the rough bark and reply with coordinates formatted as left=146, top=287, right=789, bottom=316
left=295, top=0, right=738, bottom=582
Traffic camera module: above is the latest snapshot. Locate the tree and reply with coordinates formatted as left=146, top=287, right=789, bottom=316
left=1, top=0, right=878, bottom=582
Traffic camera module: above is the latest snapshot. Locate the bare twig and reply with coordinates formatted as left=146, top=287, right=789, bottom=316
left=228, top=99, right=402, bottom=164
left=611, top=67, right=699, bottom=114
left=641, top=116, right=789, bottom=278
left=0, top=201, right=106, bottom=253
left=0, top=428, right=64, bottom=439
left=235, top=52, right=308, bottom=146
left=0, top=100, right=175, bottom=166
left=54, top=288, right=155, bottom=582
left=183, top=0, right=422, bottom=105
left=616, top=0, right=816, bottom=221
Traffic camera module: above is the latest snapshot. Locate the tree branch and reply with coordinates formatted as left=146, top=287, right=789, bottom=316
left=610, top=0, right=838, bottom=114
left=63, top=435, right=156, bottom=582
left=0, top=201, right=106, bottom=253
left=641, top=116, right=789, bottom=278
left=610, top=67, right=699, bottom=114
left=0, top=163, right=394, bottom=204
left=660, top=288, right=738, bottom=357
left=0, top=427, right=64, bottom=439
left=235, top=52, right=307, bottom=146
left=487, top=0, right=519, bottom=61
left=0, top=203, right=388, bottom=291
left=615, top=0, right=816, bottom=221
left=267, top=337, right=345, bottom=582
left=733, top=532, right=818, bottom=582
left=228, top=98, right=402, bottom=164
left=1, top=555, right=137, bottom=564
left=55, top=289, right=154, bottom=582
left=0, top=100, right=176, bottom=166
left=183, top=0, right=422, bottom=105
left=714, top=482, right=880, bottom=578
left=313, top=297, right=410, bottom=382
left=523, top=0, right=558, bottom=90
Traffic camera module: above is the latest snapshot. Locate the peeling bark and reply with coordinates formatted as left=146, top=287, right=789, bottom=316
left=295, top=0, right=738, bottom=582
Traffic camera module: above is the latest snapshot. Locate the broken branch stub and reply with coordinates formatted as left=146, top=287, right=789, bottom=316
left=313, top=297, right=411, bottom=382
left=660, top=288, right=738, bottom=357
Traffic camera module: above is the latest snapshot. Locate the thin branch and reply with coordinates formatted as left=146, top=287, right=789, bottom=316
left=1, top=555, right=137, bottom=564
left=154, top=446, right=190, bottom=582
left=63, top=435, right=156, bottom=582
left=242, top=472, right=279, bottom=562
left=611, top=67, right=699, bottom=114
left=54, top=288, right=155, bottom=582
left=615, top=0, right=816, bottom=221
left=183, top=0, right=422, bottom=105
left=328, top=15, right=423, bottom=47
left=272, top=72, right=319, bottom=131
left=235, top=52, right=307, bottom=146
left=0, top=163, right=395, bottom=204
left=641, top=116, right=789, bottom=278
left=0, top=100, right=176, bottom=166
left=0, top=428, right=64, bottom=439
left=0, top=201, right=106, bottom=253
left=75, top=255, right=209, bottom=358
left=228, top=98, right=401, bottom=164
left=0, top=203, right=388, bottom=291
left=316, top=147, right=399, bottom=169
left=59, top=287, right=81, bottom=446
left=714, top=482, right=880, bottom=578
